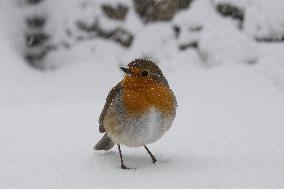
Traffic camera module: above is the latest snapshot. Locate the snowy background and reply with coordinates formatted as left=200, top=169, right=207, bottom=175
left=0, top=0, right=284, bottom=188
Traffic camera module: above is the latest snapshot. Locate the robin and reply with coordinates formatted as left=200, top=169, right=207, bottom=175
left=94, top=59, right=177, bottom=169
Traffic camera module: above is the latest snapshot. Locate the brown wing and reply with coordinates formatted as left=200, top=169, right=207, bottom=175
left=99, top=82, right=122, bottom=133
left=170, top=88, right=178, bottom=108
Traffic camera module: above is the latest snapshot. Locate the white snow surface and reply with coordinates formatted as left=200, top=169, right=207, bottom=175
left=1, top=0, right=284, bottom=189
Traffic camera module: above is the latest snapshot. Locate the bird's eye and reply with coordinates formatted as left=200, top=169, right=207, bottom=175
left=141, top=71, right=148, bottom=77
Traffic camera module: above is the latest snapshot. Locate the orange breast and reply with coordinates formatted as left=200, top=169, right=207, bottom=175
left=122, top=76, right=175, bottom=115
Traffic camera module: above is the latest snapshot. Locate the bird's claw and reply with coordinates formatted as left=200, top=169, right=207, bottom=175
left=121, top=164, right=136, bottom=170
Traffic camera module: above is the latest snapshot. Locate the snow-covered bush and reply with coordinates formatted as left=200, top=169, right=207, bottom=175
left=1, top=0, right=284, bottom=70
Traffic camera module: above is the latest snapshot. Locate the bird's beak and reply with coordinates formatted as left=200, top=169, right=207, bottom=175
left=120, top=67, right=132, bottom=75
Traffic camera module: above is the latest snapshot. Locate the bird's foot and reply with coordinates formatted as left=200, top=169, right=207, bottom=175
left=121, top=163, right=135, bottom=170
left=121, top=164, right=129, bottom=169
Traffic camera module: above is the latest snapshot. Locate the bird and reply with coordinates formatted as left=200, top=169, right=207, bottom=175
left=94, top=58, right=177, bottom=169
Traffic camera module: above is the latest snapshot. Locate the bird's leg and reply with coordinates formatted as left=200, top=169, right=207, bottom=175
left=144, top=146, right=157, bottom=163
left=117, top=144, right=129, bottom=169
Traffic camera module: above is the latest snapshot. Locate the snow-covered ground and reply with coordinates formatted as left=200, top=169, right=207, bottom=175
left=1, top=0, right=284, bottom=189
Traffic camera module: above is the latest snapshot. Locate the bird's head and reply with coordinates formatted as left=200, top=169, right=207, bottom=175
left=120, top=59, right=169, bottom=86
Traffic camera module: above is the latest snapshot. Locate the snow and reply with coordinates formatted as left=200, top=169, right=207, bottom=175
left=1, top=0, right=284, bottom=189
left=214, top=0, right=284, bottom=40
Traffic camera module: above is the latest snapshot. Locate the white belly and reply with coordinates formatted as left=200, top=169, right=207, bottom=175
left=109, top=107, right=173, bottom=147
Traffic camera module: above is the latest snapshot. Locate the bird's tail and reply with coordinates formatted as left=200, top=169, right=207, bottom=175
left=94, top=133, right=115, bottom=151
